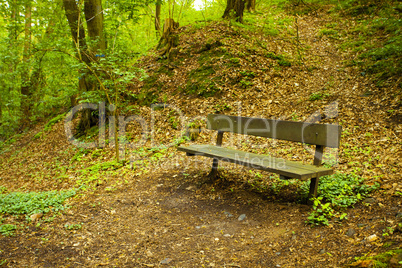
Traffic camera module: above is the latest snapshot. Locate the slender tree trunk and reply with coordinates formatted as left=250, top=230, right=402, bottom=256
left=9, top=0, right=18, bottom=42
left=30, top=19, right=56, bottom=101
left=246, top=0, right=255, bottom=12
left=155, top=1, right=162, bottom=34
left=21, top=1, right=32, bottom=120
left=2, top=1, right=18, bottom=120
left=222, top=0, right=245, bottom=23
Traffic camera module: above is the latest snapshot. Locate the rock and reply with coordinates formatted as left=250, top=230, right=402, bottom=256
left=224, top=211, right=233, bottom=218
left=30, top=213, right=43, bottom=222
left=238, top=214, right=246, bottom=221
left=275, top=252, right=281, bottom=256
left=160, top=258, right=172, bottom=265
left=365, top=234, right=377, bottom=242
left=346, top=228, right=356, bottom=237
left=319, top=249, right=325, bottom=254
left=185, top=185, right=195, bottom=191
left=363, top=198, right=376, bottom=204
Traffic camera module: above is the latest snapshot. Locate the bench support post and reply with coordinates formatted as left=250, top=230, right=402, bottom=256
left=313, top=145, right=324, bottom=166
left=308, top=177, right=319, bottom=205
left=307, top=145, right=324, bottom=205
left=209, top=131, right=224, bottom=178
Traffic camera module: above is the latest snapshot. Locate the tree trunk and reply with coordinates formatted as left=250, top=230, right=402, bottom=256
left=84, top=0, right=106, bottom=53
left=155, top=1, right=162, bottom=35
left=30, top=19, right=56, bottom=101
left=3, top=0, right=18, bottom=120
left=20, top=1, right=32, bottom=120
left=62, top=0, right=91, bottom=66
left=222, top=0, right=245, bottom=23
left=246, top=0, right=255, bottom=12
left=63, top=0, right=97, bottom=135
left=9, top=0, right=18, bottom=42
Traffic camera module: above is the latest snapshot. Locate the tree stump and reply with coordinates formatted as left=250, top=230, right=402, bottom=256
left=157, top=18, right=179, bottom=59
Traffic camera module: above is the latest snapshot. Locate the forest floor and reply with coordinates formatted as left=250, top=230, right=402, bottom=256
left=0, top=3, right=401, bottom=268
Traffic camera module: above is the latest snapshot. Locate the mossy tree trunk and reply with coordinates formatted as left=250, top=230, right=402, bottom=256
left=222, top=0, right=245, bottom=23
left=20, top=0, right=32, bottom=122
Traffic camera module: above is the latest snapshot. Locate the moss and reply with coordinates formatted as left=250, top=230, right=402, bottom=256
left=351, top=249, right=402, bottom=267
left=44, top=113, right=66, bottom=132
left=266, top=52, right=292, bottom=67
left=184, top=65, right=221, bottom=97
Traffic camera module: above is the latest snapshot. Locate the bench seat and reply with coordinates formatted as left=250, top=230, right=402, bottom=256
left=178, top=145, right=334, bottom=180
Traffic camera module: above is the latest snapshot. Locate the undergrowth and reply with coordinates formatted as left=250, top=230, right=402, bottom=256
left=0, top=189, right=77, bottom=216
left=301, top=173, right=380, bottom=226
left=0, top=189, right=77, bottom=236
left=351, top=248, right=402, bottom=267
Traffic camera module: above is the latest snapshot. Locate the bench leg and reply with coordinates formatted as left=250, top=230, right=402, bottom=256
left=209, top=158, right=219, bottom=179
left=307, top=177, right=319, bottom=205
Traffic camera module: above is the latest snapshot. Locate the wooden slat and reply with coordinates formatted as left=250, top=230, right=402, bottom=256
left=178, top=145, right=333, bottom=180
left=207, top=114, right=341, bottom=148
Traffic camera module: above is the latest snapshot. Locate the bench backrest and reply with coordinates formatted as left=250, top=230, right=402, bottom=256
left=207, top=114, right=341, bottom=148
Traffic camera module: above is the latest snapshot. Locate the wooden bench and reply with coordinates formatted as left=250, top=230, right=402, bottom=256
left=178, top=114, right=342, bottom=204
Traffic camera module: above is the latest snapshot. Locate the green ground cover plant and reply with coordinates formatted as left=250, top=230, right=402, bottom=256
left=302, top=173, right=380, bottom=225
